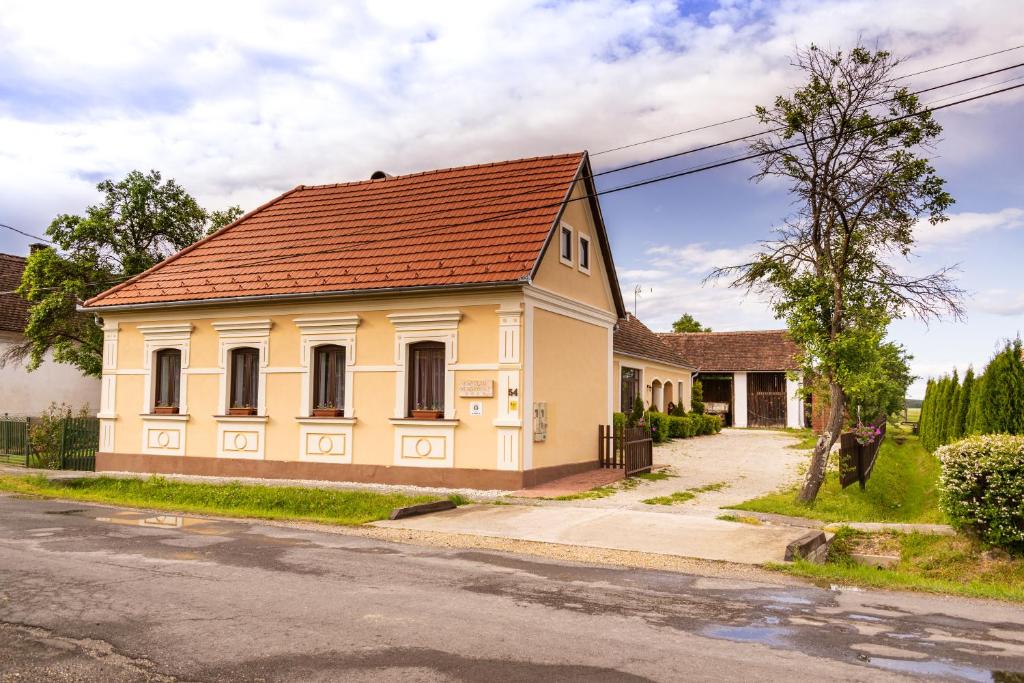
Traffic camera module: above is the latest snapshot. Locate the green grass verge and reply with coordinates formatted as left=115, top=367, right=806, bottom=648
left=773, top=527, right=1024, bottom=603
left=782, top=428, right=819, bottom=450
left=0, top=475, right=458, bottom=526
left=716, top=513, right=762, bottom=525
left=730, top=434, right=944, bottom=523
left=642, top=481, right=727, bottom=506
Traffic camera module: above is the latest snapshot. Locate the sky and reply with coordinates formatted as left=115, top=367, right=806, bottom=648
left=1, top=0, right=1022, bottom=397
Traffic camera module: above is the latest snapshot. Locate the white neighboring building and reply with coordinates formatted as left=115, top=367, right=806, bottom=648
left=0, top=251, right=100, bottom=417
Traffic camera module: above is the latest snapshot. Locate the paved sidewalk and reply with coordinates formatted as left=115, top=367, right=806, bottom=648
left=511, top=467, right=624, bottom=498
left=373, top=503, right=813, bottom=564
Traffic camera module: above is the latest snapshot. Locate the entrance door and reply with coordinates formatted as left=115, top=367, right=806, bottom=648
left=747, top=373, right=787, bottom=428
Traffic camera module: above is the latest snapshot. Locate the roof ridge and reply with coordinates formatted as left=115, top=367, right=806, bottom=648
left=298, top=151, right=585, bottom=190
left=0, top=253, right=28, bottom=261
left=659, top=329, right=790, bottom=336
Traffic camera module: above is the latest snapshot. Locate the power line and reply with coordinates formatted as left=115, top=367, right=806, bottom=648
left=0, top=223, right=51, bottom=243
left=898, top=43, right=1024, bottom=79
left=96, top=78, right=1024, bottom=292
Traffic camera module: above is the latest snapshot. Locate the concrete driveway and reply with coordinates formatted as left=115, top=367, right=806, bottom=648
left=565, top=428, right=807, bottom=513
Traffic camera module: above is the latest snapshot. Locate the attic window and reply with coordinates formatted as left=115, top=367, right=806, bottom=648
left=578, top=234, right=591, bottom=274
left=559, top=224, right=573, bottom=266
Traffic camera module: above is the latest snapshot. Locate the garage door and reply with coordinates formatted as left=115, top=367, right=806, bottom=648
left=747, top=373, right=787, bottom=428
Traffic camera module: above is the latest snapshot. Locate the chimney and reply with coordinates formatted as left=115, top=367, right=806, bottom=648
left=29, top=243, right=48, bottom=254
left=370, top=171, right=392, bottom=180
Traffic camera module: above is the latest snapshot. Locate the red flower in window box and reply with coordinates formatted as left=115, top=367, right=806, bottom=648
left=228, top=406, right=257, bottom=416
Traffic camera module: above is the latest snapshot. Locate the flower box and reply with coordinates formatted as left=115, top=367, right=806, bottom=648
left=312, top=408, right=344, bottom=418
left=228, top=407, right=257, bottom=416
left=410, top=409, right=443, bottom=420
left=152, top=405, right=179, bottom=415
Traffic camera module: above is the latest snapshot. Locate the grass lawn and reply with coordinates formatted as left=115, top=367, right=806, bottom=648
left=642, top=481, right=727, bottom=506
left=776, top=527, right=1024, bottom=603
left=0, top=475, right=461, bottom=526
left=730, top=432, right=944, bottom=523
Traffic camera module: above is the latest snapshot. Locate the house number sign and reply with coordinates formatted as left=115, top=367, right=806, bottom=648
left=458, top=380, right=493, bottom=397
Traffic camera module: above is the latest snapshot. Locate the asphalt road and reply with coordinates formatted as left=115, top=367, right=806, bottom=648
left=1, top=495, right=1023, bottom=682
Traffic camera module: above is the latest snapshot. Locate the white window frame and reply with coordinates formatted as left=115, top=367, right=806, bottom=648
left=387, top=311, right=461, bottom=420
left=558, top=222, right=574, bottom=267
left=212, top=320, right=272, bottom=416
left=577, top=233, right=592, bottom=275
left=137, top=323, right=192, bottom=416
left=295, top=315, right=359, bottom=418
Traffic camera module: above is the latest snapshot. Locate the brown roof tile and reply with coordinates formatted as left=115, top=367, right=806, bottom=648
left=85, top=153, right=590, bottom=308
left=659, top=330, right=800, bottom=372
left=0, top=254, right=29, bottom=334
left=614, top=314, right=694, bottom=369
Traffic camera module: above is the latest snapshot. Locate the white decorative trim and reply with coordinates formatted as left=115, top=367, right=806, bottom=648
left=298, top=419, right=354, bottom=464
left=496, top=426, right=519, bottom=471
left=102, top=321, right=119, bottom=370
left=577, top=233, right=592, bottom=275
left=215, top=417, right=266, bottom=460
left=522, top=301, right=534, bottom=470
left=141, top=417, right=187, bottom=456
left=214, top=321, right=272, bottom=415
left=297, top=315, right=360, bottom=419
left=607, top=325, right=614, bottom=424
left=497, top=304, right=522, bottom=365
left=523, top=285, right=617, bottom=328
left=389, top=311, right=461, bottom=420
left=211, top=319, right=273, bottom=336
left=99, top=418, right=116, bottom=452
left=139, top=323, right=192, bottom=415
left=558, top=222, right=574, bottom=267
left=393, top=424, right=455, bottom=468
left=388, top=418, right=460, bottom=426
left=386, top=310, right=461, bottom=331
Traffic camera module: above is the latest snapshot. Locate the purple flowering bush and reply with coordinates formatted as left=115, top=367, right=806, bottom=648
left=849, top=421, right=883, bottom=446
left=937, top=435, right=1024, bottom=550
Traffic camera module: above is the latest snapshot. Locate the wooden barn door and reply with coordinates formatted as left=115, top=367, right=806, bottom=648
left=747, top=373, right=787, bottom=428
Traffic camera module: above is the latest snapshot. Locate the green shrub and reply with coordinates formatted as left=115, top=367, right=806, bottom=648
left=612, top=412, right=626, bottom=436
left=938, top=435, right=1024, bottom=550
left=670, top=402, right=686, bottom=417
left=690, top=413, right=722, bottom=435
left=667, top=415, right=693, bottom=439
left=646, top=411, right=670, bottom=443
left=691, top=380, right=705, bottom=415
left=628, top=396, right=645, bottom=427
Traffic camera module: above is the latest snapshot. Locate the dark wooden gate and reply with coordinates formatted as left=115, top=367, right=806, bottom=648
left=747, top=372, right=787, bottom=428
left=840, top=422, right=887, bottom=489
left=598, top=425, right=653, bottom=476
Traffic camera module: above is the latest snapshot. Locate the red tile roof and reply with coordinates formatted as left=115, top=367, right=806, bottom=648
left=659, top=330, right=800, bottom=372
left=0, top=254, right=29, bottom=334
left=614, top=314, right=694, bottom=369
left=85, top=153, right=597, bottom=309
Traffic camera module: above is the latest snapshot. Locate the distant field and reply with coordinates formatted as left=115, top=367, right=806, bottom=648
left=905, top=407, right=921, bottom=423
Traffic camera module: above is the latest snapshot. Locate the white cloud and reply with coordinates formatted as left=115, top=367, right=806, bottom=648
left=916, top=208, right=1024, bottom=244
left=1, top=0, right=1023, bottom=248
left=974, top=289, right=1024, bottom=316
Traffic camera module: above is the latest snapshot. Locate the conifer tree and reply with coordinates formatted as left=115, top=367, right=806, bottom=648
left=975, top=339, right=1024, bottom=434
left=919, top=378, right=935, bottom=450
left=955, top=367, right=974, bottom=439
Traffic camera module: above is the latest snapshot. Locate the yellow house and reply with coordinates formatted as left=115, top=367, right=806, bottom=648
left=613, top=314, right=695, bottom=414
left=82, top=153, right=626, bottom=490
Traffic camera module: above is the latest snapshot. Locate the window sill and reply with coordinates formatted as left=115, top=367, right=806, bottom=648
left=389, top=418, right=460, bottom=426
left=140, top=413, right=190, bottom=422
left=296, top=416, right=357, bottom=425
left=213, top=415, right=269, bottom=423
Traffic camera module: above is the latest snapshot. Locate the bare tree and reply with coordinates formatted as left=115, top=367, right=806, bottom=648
left=714, top=45, right=964, bottom=502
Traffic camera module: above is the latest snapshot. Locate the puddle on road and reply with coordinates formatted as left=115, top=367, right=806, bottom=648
left=702, top=624, right=791, bottom=647
left=95, top=512, right=230, bottom=535
left=866, top=656, right=996, bottom=682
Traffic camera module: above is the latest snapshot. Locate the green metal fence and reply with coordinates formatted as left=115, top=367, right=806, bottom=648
left=0, top=416, right=98, bottom=471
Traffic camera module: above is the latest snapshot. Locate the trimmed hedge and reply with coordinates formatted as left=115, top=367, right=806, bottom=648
left=610, top=411, right=722, bottom=444
left=938, top=435, right=1024, bottom=550
left=646, top=411, right=670, bottom=443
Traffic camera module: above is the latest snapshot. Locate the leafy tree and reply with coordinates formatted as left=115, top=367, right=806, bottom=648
left=8, top=170, right=243, bottom=377
left=672, top=313, right=710, bottom=333
left=691, top=379, right=705, bottom=414
left=844, top=340, right=914, bottom=423
left=715, top=45, right=962, bottom=502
